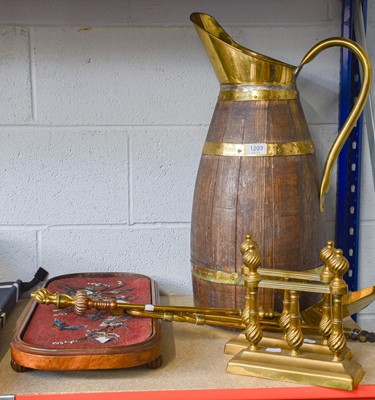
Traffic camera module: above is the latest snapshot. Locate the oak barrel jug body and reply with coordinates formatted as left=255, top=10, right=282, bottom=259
left=190, top=13, right=323, bottom=313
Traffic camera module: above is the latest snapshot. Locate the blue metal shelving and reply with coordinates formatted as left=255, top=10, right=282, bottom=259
left=336, top=0, right=367, bottom=297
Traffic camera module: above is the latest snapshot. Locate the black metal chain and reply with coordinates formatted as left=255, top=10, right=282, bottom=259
left=348, top=328, right=375, bottom=343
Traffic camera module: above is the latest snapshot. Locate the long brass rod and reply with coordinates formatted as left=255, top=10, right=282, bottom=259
left=30, top=288, right=357, bottom=338
left=116, top=302, right=242, bottom=316
left=30, top=288, right=241, bottom=316
left=127, top=310, right=244, bottom=328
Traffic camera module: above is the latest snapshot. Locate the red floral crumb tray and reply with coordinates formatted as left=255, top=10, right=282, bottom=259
left=10, top=273, right=162, bottom=372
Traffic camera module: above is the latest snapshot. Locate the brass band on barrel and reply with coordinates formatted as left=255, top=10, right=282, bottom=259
left=192, top=263, right=242, bottom=285
left=219, top=88, right=298, bottom=101
left=202, top=140, right=315, bottom=157
left=192, top=263, right=325, bottom=287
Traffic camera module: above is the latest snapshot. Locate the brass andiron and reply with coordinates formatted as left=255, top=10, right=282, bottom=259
left=31, top=237, right=370, bottom=390
left=225, top=240, right=364, bottom=390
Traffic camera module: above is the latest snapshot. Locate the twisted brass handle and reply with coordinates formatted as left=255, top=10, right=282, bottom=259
left=296, top=37, right=372, bottom=212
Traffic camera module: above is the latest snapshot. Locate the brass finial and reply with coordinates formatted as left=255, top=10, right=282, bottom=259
left=329, top=249, right=350, bottom=277
left=241, top=235, right=259, bottom=277
left=320, top=240, right=335, bottom=263
left=243, top=245, right=262, bottom=273
left=31, top=288, right=75, bottom=309
left=240, top=234, right=257, bottom=255
left=320, top=241, right=335, bottom=284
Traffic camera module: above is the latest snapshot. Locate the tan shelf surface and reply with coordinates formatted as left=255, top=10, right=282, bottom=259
left=1, top=296, right=375, bottom=395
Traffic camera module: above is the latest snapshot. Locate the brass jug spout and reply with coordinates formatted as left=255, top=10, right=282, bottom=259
left=190, top=13, right=296, bottom=85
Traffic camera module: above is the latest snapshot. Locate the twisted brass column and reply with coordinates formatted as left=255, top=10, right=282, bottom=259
left=242, top=243, right=263, bottom=351
left=319, top=241, right=335, bottom=344
left=279, top=284, right=291, bottom=338
left=286, top=290, right=304, bottom=356
left=327, top=249, right=351, bottom=362
left=240, top=235, right=257, bottom=326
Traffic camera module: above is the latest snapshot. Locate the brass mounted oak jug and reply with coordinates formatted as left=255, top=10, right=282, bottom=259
left=190, top=13, right=372, bottom=312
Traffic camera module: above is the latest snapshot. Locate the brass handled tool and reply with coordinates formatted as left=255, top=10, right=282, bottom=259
left=31, top=287, right=246, bottom=329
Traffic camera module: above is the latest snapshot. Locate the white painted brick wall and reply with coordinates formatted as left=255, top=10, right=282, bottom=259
left=0, top=127, right=129, bottom=224
left=0, top=230, right=37, bottom=281
left=0, top=27, right=32, bottom=124
left=0, top=0, right=374, bottom=330
left=40, top=227, right=191, bottom=295
left=131, top=127, right=202, bottom=223
left=32, top=27, right=217, bottom=126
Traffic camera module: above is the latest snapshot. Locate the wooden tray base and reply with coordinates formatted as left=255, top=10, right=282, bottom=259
left=10, top=273, right=162, bottom=372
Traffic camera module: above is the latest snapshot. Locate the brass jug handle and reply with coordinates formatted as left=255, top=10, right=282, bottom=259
left=295, top=37, right=372, bottom=212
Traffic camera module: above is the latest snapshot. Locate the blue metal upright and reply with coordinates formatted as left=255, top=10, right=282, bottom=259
left=336, top=0, right=367, bottom=297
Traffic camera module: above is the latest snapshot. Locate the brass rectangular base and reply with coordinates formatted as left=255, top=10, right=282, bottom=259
left=226, top=347, right=364, bottom=390
left=225, top=331, right=334, bottom=356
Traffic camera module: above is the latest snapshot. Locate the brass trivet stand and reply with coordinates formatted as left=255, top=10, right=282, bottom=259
left=224, top=238, right=363, bottom=390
